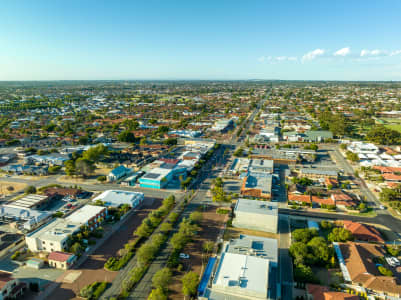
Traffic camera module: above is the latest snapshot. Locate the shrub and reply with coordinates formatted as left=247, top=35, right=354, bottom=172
left=378, top=266, right=393, bottom=277
left=80, top=281, right=107, bottom=299
left=216, top=208, right=230, bottom=214
left=11, top=251, right=20, bottom=260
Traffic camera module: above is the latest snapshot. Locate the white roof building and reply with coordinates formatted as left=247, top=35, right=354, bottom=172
left=92, top=190, right=144, bottom=208
left=211, top=252, right=269, bottom=299
left=347, top=141, right=379, bottom=154
left=66, top=205, right=107, bottom=226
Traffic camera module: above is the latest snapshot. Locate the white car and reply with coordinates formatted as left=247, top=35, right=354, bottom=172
left=379, top=205, right=386, bottom=210
left=179, top=253, right=190, bottom=259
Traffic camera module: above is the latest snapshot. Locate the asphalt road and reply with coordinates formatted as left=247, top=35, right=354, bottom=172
left=0, top=175, right=174, bottom=200
left=278, top=215, right=293, bottom=300
left=279, top=208, right=401, bottom=234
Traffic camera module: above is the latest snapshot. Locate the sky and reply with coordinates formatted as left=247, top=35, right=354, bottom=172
left=1, top=0, right=401, bottom=81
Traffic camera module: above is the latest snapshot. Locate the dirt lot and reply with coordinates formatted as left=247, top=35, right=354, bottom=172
left=47, top=197, right=162, bottom=300
left=0, top=181, right=27, bottom=196
left=168, top=207, right=228, bottom=300
left=223, top=226, right=278, bottom=240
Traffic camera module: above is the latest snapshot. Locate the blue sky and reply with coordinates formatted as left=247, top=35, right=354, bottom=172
left=1, top=0, right=401, bottom=81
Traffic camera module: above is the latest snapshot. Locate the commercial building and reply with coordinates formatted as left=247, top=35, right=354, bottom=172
left=347, top=142, right=379, bottom=155
left=300, top=168, right=338, bottom=179
left=0, top=205, right=52, bottom=230
left=139, top=167, right=173, bottom=189
left=8, top=194, right=50, bottom=210
left=201, top=235, right=278, bottom=300
left=240, top=172, right=273, bottom=200
left=26, top=218, right=81, bottom=252
left=66, top=205, right=107, bottom=230
left=211, top=119, right=233, bottom=132
left=232, top=199, right=278, bottom=233
left=92, top=190, right=144, bottom=208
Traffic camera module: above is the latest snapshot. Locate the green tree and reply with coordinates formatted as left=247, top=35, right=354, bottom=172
left=75, top=158, right=95, bottom=177
left=25, top=185, right=37, bottom=194
left=328, top=227, right=354, bottom=242
left=152, top=268, right=172, bottom=291
left=147, top=288, right=167, bottom=300
left=181, top=271, right=199, bottom=297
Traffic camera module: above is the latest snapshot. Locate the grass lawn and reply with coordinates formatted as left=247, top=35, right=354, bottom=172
left=348, top=209, right=377, bottom=218
left=385, top=124, right=401, bottom=133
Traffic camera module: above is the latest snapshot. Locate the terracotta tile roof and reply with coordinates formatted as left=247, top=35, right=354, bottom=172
left=383, top=173, right=401, bottom=182
left=306, top=284, right=359, bottom=300
left=331, top=193, right=352, bottom=201
left=373, top=166, right=401, bottom=174
left=48, top=251, right=74, bottom=262
left=342, top=221, right=384, bottom=243
left=325, top=177, right=339, bottom=187
left=312, top=196, right=335, bottom=206
left=338, top=242, right=401, bottom=296
left=288, top=194, right=311, bottom=203
left=0, top=271, right=13, bottom=289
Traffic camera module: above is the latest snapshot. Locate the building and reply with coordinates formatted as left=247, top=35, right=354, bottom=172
left=334, top=242, right=401, bottom=298
left=66, top=205, right=107, bottom=230
left=0, top=272, right=26, bottom=300
left=26, top=218, right=81, bottom=252
left=139, top=167, right=173, bottom=189
left=208, top=253, right=270, bottom=299
left=48, top=251, right=76, bottom=270
left=107, top=165, right=131, bottom=182
left=0, top=205, right=52, bottom=230
left=201, top=235, right=278, bottom=300
left=8, top=194, right=50, bottom=210
left=248, top=159, right=274, bottom=174
left=306, top=284, right=359, bottom=300
left=92, top=190, right=144, bottom=208
left=347, top=142, right=379, bottom=155
left=233, top=199, right=278, bottom=233
left=211, top=119, right=233, bottom=132
left=300, top=168, right=338, bottom=179
left=303, top=130, right=333, bottom=142
left=240, top=172, right=273, bottom=200
left=341, top=221, right=384, bottom=243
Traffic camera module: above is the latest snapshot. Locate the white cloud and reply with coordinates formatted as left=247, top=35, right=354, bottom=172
left=334, top=47, right=350, bottom=56
left=258, top=55, right=297, bottom=63
left=360, top=49, right=386, bottom=57
left=302, top=49, right=325, bottom=62
left=391, top=50, right=401, bottom=56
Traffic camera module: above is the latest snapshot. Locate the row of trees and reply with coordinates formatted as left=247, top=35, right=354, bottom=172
left=105, top=195, right=176, bottom=271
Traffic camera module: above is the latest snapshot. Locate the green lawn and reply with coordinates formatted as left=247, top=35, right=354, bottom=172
left=385, top=124, right=401, bottom=133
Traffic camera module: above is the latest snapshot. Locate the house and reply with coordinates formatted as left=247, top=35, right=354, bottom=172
left=48, top=251, right=76, bottom=270
left=233, top=199, right=278, bottom=233
left=92, top=190, right=144, bottom=208
left=331, top=193, right=359, bottom=210
left=334, top=242, right=401, bottom=298
left=341, top=221, right=384, bottom=243
left=0, top=271, right=26, bottom=300
left=306, top=284, right=359, bottom=300
left=288, top=194, right=312, bottom=205
left=107, top=165, right=131, bottom=182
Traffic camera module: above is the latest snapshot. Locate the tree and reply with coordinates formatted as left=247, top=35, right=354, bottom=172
left=75, top=158, right=95, bottom=177
left=328, top=227, right=354, bottom=242
left=289, top=242, right=309, bottom=265
left=307, top=237, right=331, bottom=264
left=189, top=211, right=203, bottom=224
left=65, top=159, right=76, bottom=176
left=152, top=268, right=172, bottom=291
left=118, top=130, right=137, bottom=143
left=181, top=271, right=199, bottom=297
left=70, top=242, right=83, bottom=255
left=82, top=144, right=108, bottom=162
left=346, top=151, right=359, bottom=162
left=203, top=241, right=214, bottom=254
left=135, top=220, right=153, bottom=238
left=160, top=222, right=173, bottom=233
left=366, top=126, right=401, bottom=145
left=292, top=228, right=317, bottom=243
left=147, top=288, right=167, bottom=300
left=25, top=185, right=36, bottom=194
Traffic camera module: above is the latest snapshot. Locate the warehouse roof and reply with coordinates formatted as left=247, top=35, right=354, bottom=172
left=234, top=199, right=277, bottom=216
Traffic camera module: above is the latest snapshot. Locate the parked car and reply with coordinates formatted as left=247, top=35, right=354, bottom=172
left=379, top=205, right=386, bottom=210
left=179, top=253, right=190, bottom=259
